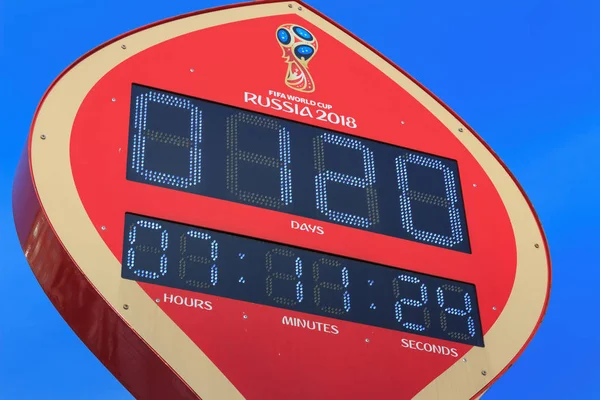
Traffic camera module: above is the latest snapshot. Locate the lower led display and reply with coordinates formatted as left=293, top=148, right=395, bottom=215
left=122, top=213, right=484, bottom=346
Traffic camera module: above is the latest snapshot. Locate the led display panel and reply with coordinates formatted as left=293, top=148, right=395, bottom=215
left=123, top=213, right=483, bottom=346
left=127, top=85, right=470, bottom=252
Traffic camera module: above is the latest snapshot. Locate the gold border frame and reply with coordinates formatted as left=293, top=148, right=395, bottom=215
left=29, top=2, right=549, bottom=399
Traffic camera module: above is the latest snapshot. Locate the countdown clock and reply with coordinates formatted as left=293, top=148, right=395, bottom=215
left=12, top=1, right=551, bottom=399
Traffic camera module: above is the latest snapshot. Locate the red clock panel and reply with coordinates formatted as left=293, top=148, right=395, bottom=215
left=12, top=1, right=550, bottom=399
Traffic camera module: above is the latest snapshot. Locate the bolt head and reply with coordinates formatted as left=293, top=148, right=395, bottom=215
left=458, top=128, right=464, bottom=132
left=243, top=314, right=248, bottom=319
left=40, top=134, right=46, bottom=140
left=288, top=3, right=293, bottom=7
left=123, top=304, right=129, bottom=310
left=121, top=44, right=127, bottom=49
left=155, top=299, right=160, bottom=303
left=365, top=338, right=370, bottom=343
left=190, top=68, right=195, bottom=72
left=481, top=370, right=487, bottom=376
left=400, top=121, right=405, bottom=125
left=111, top=98, right=116, bottom=102
left=101, top=226, right=106, bottom=231
left=462, top=358, right=467, bottom=362
left=298, top=6, right=303, bottom=10
left=492, top=306, right=497, bottom=311
left=534, top=243, right=540, bottom=248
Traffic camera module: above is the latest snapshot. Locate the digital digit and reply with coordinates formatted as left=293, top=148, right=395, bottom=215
left=313, top=258, right=350, bottom=315
left=436, top=284, right=476, bottom=341
left=126, top=219, right=168, bottom=279
left=393, top=274, right=431, bottom=332
left=179, top=230, right=218, bottom=288
left=313, top=133, right=379, bottom=228
left=131, top=90, right=202, bottom=188
left=395, top=153, right=463, bottom=247
left=226, top=112, right=292, bottom=209
left=265, top=248, right=303, bottom=306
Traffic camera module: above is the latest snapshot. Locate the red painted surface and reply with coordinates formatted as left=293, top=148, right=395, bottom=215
left=12, top=1, right=551, bottom=399
left=70, top=10, right=514, bottom=400
left=12, top=150, right=199, bottom=400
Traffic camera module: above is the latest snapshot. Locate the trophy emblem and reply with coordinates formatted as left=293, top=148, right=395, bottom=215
left=276, top=24, right=318, bottom=93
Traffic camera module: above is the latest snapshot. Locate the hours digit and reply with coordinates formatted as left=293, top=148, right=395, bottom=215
left=179, top=230, right=218, bottom=288
left=126, top=219, right=168, bottom=280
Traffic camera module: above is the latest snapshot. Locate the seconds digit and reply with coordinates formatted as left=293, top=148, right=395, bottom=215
left=393, top=274, right=431, bottom=332
left=436, top=284, right=477, bottom=341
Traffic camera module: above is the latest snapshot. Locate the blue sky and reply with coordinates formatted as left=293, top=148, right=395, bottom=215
left=1, top=0, right=598, bottom=398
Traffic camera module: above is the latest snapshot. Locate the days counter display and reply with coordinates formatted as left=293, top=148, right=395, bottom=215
left=127, top=85, right=470, bottom=252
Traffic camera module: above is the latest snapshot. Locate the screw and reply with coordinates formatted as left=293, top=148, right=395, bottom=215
left=40, top=134, right=46, bottom=140
left=458, top=128, right=464, bottom=132
left=462, top=358, right=467, bottom=362
left=481, top=370, right=487, bottom=376
left=473, top=183, right=477, bottom=187
left=365, top=338, right=370, bottom=343
left=111, top=98, right=116, bottom=102
left=243, top=314, right=248, bottom=319
left=101, top=226, right=106, bottom=231
left=534, top=243, right=540, bottom=248
left=401, top=121, right=405, bottom=125
left=298, top=6, right=303, bottom=10
left=492, top=306, right=497, bottom=311
left=121, top=44, right=127, bottom=49
left=190, top=68, right=195, bottom=72
left=288, top=3, right=293, bottom=7
left=123, top=304, right=129, bottom=310
left=155, top=299, right=160, bottom=303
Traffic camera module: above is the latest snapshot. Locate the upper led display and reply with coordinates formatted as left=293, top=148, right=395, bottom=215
left=127, top=84, right=470, bottom=252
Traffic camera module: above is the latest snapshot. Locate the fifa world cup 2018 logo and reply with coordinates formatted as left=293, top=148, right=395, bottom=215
left=276, top=24, right=318, bottom=93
